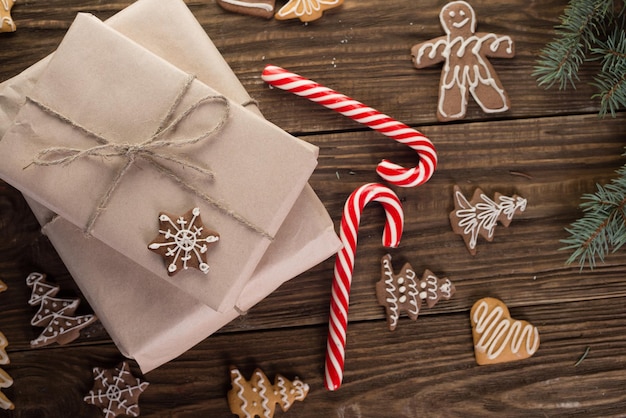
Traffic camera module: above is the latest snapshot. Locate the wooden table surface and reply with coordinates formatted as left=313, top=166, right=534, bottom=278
left=1, top=0, right=625, bottom=417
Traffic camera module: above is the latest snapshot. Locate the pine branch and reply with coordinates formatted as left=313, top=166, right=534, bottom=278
left=533, top=0, right=615, bottom=89
left=561, top=158, right=626, bottom=269
left=590, top=19, right=626, bottom=116
left=534, top=0, right=626, bottom=115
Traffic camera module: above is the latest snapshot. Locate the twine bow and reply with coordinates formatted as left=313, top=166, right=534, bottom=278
left=26, top=75, right=273, bottom=240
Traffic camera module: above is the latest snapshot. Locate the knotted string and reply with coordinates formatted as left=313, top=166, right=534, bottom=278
left=25, top=75, right=273, bottom=240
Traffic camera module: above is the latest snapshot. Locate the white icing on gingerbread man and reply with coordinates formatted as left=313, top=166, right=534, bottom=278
left=411, top=1, right=514, bottom=121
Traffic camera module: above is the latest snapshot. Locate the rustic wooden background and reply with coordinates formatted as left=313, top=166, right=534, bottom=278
left=1, top=0, right=625, bottom=416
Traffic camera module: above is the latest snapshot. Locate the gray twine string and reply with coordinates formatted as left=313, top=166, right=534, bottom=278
left=25, top=75, right=273, bottom=240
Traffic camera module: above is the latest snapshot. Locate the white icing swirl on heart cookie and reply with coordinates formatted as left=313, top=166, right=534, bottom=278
left=471, top=298, right=539, bottom=364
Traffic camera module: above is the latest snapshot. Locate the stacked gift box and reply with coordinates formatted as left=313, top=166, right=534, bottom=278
left=0, top=0, right=340, bottom=373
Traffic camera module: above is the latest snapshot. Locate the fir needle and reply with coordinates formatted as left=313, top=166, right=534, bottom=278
left=574, top=346, right=591, bottom=367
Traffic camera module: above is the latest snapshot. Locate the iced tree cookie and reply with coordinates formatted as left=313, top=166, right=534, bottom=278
left=217, top=0, right=276, bottom=19
left=470, top=297, right=540, bottom=365
left=148, top=207, right=220, bottom=276
left=275, top=0, right=343, bottom=22
left=26, top=272, right=98, bottom=347
left=449, top=185, right=526, bottom=255
left=376, top=254, right=455, bottom=331
left=411, top=1, right=514, bottom=121
left=228, top=366, right=309, bottom=418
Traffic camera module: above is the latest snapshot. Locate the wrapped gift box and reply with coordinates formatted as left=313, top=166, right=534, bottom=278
left=0, top=0, right=342, bottom=371
left=0, top=13, right=320, bottom=313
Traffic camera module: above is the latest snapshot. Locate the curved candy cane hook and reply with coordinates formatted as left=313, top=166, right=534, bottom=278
left=261, top=65, right=437, bottom=188
left=325, top=183, right=404, bottom=391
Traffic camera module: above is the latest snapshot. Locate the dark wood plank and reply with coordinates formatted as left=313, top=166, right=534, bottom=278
left=1, top=0, right=626, bottom=416
left=2, top=297, right=625, bottom=417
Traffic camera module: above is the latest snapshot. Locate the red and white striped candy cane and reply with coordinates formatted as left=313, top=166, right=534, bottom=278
left=325, top=183, right=404, bottom=391
left=261, top=64, right=437, bottom=188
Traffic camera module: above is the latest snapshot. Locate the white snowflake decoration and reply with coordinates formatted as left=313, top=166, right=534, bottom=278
left=84, top=362, right=149, bottom=418
left=148, top=207, right=220, bottom=276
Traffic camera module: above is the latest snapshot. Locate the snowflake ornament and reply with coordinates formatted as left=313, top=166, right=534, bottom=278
left=148, top=207, right=220, bottom=276
left=84, top=362, right=149, bottom=418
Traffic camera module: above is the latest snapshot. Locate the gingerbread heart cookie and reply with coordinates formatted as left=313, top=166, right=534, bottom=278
left=217, top=0, right=276, bottom=19
left=470, top=297, right=540, bottom=365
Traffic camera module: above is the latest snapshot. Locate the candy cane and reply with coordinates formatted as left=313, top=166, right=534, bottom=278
left=261, top=64, right=437, bottom=188
left=325, top=183, right=404, bottom=391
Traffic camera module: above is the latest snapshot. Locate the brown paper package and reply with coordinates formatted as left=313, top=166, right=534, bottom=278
left=0, top=0, right=341, bottom=372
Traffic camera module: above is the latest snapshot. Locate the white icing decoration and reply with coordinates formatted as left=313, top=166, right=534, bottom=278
left=439, top=279, right=453, bottom=298
left=453, top=190, right=526, bottom=250
left=84, top=364, right=149, bottom=418
left=255, top=370, right=271, bottom=417
left=231, top=369, right=250, bottom=417
left=149, top=208, right=219, bottom=274
left=381, top=258, right=399, bottom=328
left=276, top=376, right=290, bottom=409
left=472, top=300, right=539, bottom=360
left=424, top=274, right=438, bottom=300
left=414, top=0, right=513, bottom=119
left=220, top=0, right=274, bottom=12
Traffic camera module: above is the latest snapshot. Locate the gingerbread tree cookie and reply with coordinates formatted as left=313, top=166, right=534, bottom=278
left=376, top=254, right=455, bottom=331
left=0, top=332, right=13, bottom=410
left=449, top=185, right=527, bottom=255
left=411, top=1, right=514, bottom=121
left=26, top=272, right=98, bottom=348
left=228, top=366, right=309, bottom=418
left=470, top=297, right=540, bottom=365
left=275, top=0, right=343, bottom=22
left=0, top=0, right=16, bottom=33
left=84, top=361, right=149, bottom=418
left=148, top=207, right=220, bottom=276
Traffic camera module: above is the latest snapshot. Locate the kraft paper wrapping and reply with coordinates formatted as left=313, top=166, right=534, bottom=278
left=0, top=0, right=341, bottom=372
left=0, top=13, right=319, bottom=313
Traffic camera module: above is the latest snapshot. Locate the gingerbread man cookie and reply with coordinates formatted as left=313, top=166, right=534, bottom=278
left=0, top=0, right=16, bottom=33
left=411, top=1, right=514, bottom=121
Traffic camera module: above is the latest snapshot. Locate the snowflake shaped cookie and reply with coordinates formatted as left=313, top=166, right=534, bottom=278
left=84, top=362, right=149, bottom=418
left=148, top=207, right=220, bottom=276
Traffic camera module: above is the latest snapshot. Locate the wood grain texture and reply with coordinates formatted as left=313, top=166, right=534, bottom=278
left=1, top=0, right=625, bottom=416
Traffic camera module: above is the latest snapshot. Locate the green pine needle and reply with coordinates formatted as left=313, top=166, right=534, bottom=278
left=534, top=0, right=626, bottom=116
left=561, top=160, right=626, bottom=269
